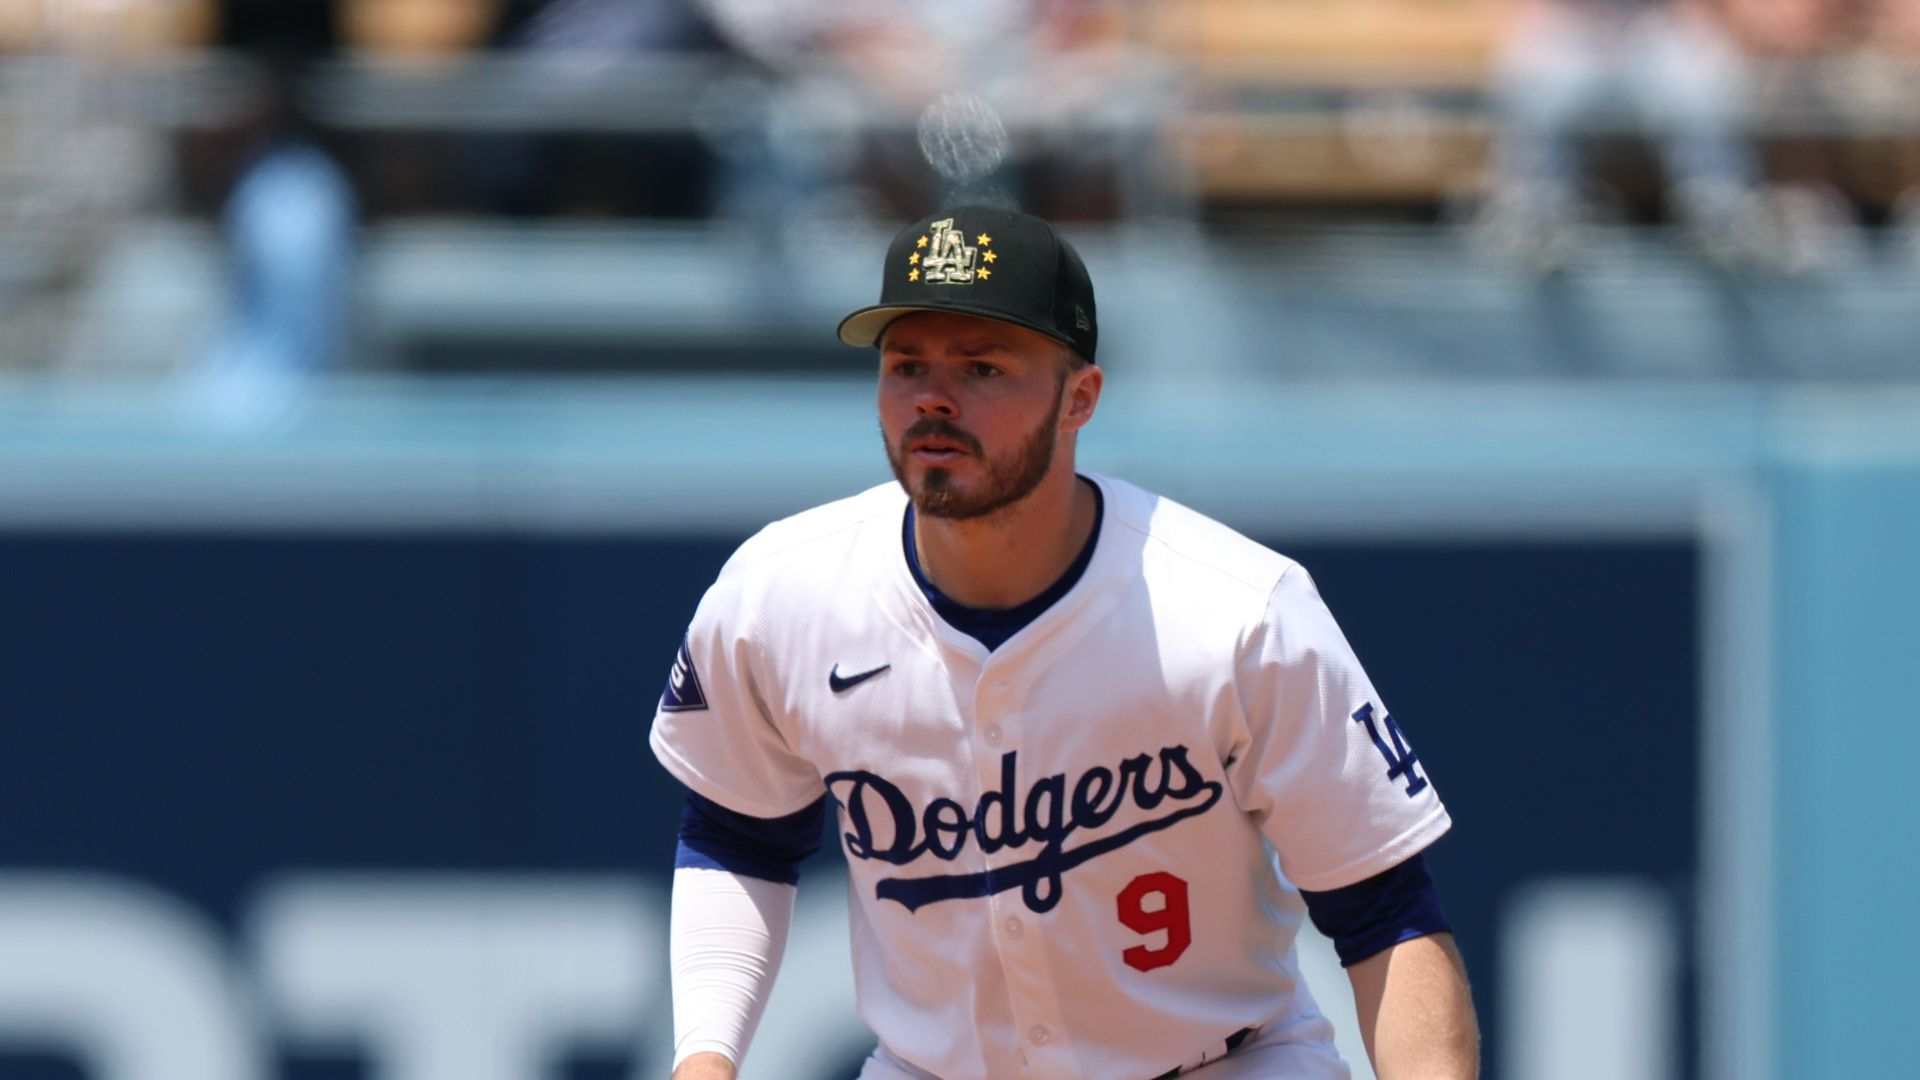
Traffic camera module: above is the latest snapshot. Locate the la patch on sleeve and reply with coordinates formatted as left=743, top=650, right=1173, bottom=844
left=660, top=635, right=708, bottom=712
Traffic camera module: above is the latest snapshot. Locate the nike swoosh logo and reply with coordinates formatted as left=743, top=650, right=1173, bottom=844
left=829, top=663, right=891, bottom=694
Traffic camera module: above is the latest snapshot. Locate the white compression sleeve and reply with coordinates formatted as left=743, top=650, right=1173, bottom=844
left=669, top=865, right=797, bottom=1069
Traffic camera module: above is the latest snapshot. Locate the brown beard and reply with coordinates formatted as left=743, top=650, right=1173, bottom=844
left=884, top=375, right=1065, bottom=521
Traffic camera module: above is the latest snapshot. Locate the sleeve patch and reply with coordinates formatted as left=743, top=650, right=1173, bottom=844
left=660, top=635, right=709, bottom=713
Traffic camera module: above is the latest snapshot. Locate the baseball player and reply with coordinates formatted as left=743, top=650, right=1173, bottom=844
left=651, top=207, right=1479, bottom=1079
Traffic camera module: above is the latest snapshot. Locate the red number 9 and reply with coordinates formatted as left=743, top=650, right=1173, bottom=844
left=1117, top=871, right=1191, bottom=972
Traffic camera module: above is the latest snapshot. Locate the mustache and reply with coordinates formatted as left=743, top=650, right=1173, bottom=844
left=901, top=418, right=982, bottom=456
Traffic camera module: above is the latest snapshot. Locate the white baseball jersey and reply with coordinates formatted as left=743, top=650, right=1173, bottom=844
left=650, top=472, right=1451, bottom=1080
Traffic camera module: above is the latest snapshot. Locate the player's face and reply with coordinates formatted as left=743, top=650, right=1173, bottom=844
left=877, top=311, right=1093, bottom=521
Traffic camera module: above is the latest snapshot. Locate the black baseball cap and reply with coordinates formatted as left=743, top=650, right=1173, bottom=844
left=837, top=206, right=1098, bottom=363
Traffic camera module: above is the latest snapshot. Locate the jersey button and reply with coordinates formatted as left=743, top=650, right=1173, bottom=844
left=1004, top=916, right=1023, bottom=937
left=983, top=725, right=1003, bottom=746
left=1028, top=1025, right=1050, bottom=1046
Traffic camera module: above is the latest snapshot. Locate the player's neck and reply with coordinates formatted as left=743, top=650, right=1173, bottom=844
left=913, top=469, right=1097, bottom=610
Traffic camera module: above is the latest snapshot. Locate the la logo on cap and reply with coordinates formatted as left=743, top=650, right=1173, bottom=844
left=909, top=218, right=999, bottom=285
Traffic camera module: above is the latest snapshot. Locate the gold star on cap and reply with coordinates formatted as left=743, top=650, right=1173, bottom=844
left=908, top=268, right=920, bottom=282
left=916, top=235, right=929, bottom=249
left=983, top=250, right=998, bottom=263
left=977, top=267, right=992, bottom=280
left=909, top=252, right=921, bottom=265
left=976, top=233, right=992, bottom=246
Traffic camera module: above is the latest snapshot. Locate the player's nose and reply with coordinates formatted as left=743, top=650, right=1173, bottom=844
left=913, top=372, right=959, bottom=417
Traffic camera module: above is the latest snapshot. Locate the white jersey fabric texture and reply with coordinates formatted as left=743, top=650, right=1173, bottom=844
left=650, top=473, right=1451, bottom=1080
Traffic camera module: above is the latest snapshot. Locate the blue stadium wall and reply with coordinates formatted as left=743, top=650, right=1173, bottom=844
left=0, top=532, right=1698, bottom=1080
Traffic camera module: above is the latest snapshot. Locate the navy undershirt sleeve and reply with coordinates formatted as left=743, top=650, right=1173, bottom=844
left=675, top=791, right=827, bottom=886
left=1297, top=852, right=1453, bottom=968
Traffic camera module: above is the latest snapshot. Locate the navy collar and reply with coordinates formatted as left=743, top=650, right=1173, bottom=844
left=902, top=479, right=1104, bottom=652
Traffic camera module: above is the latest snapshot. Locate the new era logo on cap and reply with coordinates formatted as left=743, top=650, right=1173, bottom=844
left=838, top=205, right=1098, bottom=364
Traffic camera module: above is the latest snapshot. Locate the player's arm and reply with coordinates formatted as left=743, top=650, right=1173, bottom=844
left=669, top=864, right=789, bottom=1079
left=652, top=569, right=832, bottom=1075
left=1231, top=564, right=1474, bottom=1073
left=672, top=1052, right=736, bottom=1080
left=1299, top=853, right=1478, bottom=1077
left=1346, top=931, right=1479, bottom=1079
left=668, top=792, right=827, bottom=1077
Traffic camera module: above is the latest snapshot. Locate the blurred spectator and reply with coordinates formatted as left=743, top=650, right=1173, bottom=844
left=0, top=0, right=217, bottom=52
left=1845, top=0, right=1920, bottom=253
left=1718, top=0, right=1860, bottom=269
left=0, top=0, right=197, bottom=368
left=219, top=0, right=339, bottom=54
left=194, top=55, right=357, bottom=420
left=695, top=0, right=1139, bottom=224
left=463, top=0, right=727, bottom=219
left=341, top=0, right=500, bottom=64
left=1475, top=0, right=1829, bottom=270
left=505, top=0, right=715, bottom=55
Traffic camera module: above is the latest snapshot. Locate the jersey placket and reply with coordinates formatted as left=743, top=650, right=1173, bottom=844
left=972, top=659, right=1080, bottom=1075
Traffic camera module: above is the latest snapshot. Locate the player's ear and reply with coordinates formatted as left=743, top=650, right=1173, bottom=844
left=1060, top=359, right=1102, bottom=434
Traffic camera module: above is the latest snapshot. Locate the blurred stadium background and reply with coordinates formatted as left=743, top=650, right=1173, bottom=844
left=1, top=0, right=1916, bottom=1078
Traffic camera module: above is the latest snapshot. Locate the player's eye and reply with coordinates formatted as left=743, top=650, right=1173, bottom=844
left=887, top=359, right=924, bottom=377
left=967, top=362, right=1001, bottom=378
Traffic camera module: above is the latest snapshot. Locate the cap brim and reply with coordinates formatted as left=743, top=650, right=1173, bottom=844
left=837, top=303, right=1079, bottom=352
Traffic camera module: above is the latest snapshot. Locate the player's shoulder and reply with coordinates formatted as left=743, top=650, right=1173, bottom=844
left=714, top=480, right=905, bottom=587
left=1093, top=472, right=1300, bottom=602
